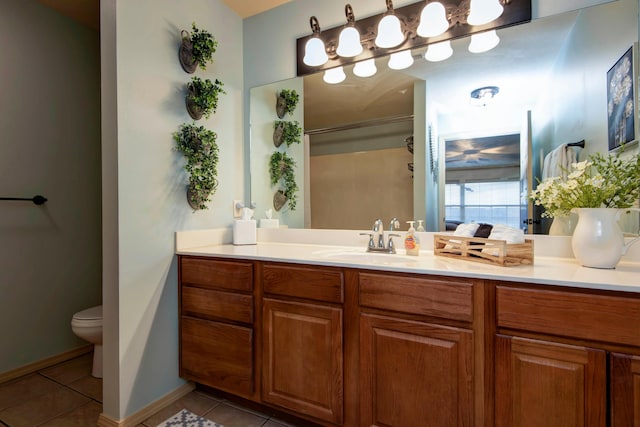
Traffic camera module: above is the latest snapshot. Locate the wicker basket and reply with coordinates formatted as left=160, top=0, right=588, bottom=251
left=434, top=234, right=534, bottom=266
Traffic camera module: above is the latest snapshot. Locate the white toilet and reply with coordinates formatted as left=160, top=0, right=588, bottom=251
left=71, top=305, right=103, bottom=378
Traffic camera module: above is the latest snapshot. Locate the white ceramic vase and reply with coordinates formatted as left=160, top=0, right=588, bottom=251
left=548, top=213, right=577, bottom=236
left=571, top=208, right=639, bottom=269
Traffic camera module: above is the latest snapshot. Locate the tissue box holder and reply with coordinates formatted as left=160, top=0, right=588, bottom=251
left=260, top=219, right=279, bottom=229
left=434, top=234, right=533, bottom=266
left=233, top=220, right=256, bottom=245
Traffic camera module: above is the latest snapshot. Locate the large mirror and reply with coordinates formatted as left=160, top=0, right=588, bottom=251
left=250, top=0, right=639, bottom=233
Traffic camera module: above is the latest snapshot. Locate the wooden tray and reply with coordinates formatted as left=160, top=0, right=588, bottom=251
left=434, top=234, right=534, bottom=266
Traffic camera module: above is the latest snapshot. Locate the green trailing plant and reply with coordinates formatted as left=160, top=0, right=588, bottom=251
left=187, top=76, right=226, bottom=119
left=269, top=151, right=298, bottom=211
left=173, top=123, right=220, bottom=210
left=273, top=120, right=302, bottom=147
left=187, top=22, right=218, bottom=70
left=276, top=89, right=300, bottom=118
left=530, top=151, right=640, bottom=217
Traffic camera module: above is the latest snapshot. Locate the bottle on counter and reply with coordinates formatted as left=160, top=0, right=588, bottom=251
left=404, top=221, right=421, bottom=256
left=416, top=220, right=425, bottom=232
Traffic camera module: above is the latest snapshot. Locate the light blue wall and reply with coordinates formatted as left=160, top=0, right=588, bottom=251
left=533, top=0, right=638, bottom=163
left=101, top=0, right=244, bottom=420
left=0, top=0, right=101, bottom=374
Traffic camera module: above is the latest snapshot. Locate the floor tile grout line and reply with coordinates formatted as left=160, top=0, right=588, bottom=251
left=36, top=371, right=103, bottom=404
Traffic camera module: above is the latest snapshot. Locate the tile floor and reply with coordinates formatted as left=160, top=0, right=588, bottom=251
left=0, top=353, right=308, bottom=427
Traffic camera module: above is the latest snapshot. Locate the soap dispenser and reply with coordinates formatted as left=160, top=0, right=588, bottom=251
left=404, top=221, right=420, bottom=256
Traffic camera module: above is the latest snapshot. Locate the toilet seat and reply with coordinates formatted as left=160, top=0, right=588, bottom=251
left=72, top=305, right=102, bottom=327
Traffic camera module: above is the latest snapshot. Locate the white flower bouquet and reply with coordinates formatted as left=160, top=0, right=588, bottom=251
left=530, top=151, right=640, bottom=218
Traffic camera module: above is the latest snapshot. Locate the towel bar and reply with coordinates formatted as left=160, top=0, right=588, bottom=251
left=0, top=195, right=48, bottom=205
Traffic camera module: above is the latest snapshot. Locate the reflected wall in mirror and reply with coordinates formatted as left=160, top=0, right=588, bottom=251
left=250, top=79, right=305, bottom=228
left=250, top=0, right=640, bottom=234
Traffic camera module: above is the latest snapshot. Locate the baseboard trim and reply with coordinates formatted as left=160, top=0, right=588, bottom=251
left=0, top=344, right=93, bottom=384
left=97, top=381, right=195, bottom=427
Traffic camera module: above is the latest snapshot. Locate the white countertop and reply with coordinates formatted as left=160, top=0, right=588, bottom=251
left=176, top=229, right=640, bottom=293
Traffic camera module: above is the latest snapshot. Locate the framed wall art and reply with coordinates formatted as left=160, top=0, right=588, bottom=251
left=607, top=44, right=639, bottom=151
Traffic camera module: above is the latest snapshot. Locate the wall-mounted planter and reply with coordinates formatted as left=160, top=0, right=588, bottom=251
left=273, top=120, right=302, bottom=148
left=187, top=183, right=216, bottom=211
left=273, top=122, right=285, bottom=147
left=173, top=123, right=220, bottom=211
left=273, top=190, right=287, bottom=212
left=185, top=82, right=204, bottom=120
left=178, top=24, right=218, bottom=73
left=275, top=89, right=300, bottom=119
left=179, top=30, right=198, bottom=73
left=269, top=151, right=298, bottom=211
left=185, top=77, right=226, bottom=120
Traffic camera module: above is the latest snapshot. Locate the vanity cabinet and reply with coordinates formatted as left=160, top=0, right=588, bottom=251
left=261, top=263, right=345, bottom=425
left=495, top=284, right=640, bottom=427
left=177, top=254, right=640, bottom=427
left=178, top=257, right=255, bottom=398
left=358, top=272, right=477, bottom=427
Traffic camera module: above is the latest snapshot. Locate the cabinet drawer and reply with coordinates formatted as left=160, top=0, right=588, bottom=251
left=181, top=257, right=253, bottom=292
left=263, top=263, right=344, bottom=304
left=496, top=286, right=640, bottom=347
left=359, top=273, right=474, bottom=322
left=182, top=285, right=253, bottom=324
left=180, top=316, right=253, bottom=397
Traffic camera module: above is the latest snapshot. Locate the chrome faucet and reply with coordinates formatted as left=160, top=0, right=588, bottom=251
left=360, top=218, right=401, bottom=254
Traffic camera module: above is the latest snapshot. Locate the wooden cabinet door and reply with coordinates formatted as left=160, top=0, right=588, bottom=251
left=262, top=298, right=343, bottom=425
left=180, top=316, right=253, bottom=397
left=359, top=314, right=473, bottom=427
left=610, top=352, right=640, bottom=426
left=495, top=335, right=606, bottom=427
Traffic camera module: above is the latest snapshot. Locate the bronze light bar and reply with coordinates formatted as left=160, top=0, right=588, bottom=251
left=296, top=0, right=532, bottom=76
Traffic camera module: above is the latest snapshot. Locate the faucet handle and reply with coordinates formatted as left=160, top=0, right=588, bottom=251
left=360, top=232, right=375, bottom=249
left=387, top=233, right=401, bottom=254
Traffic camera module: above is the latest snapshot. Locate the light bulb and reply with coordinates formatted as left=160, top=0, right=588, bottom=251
left=424, top=40, right=453, bottom=62
left=417, top=2, right=449, bottom=38
left=468, top=30, right=500, bottom=53
left=323, top=67, right=346, bottom=84
left=467, top=0, right=504, bottom=26
left=388, top=50, right=414, bottom=70
left=375, top=14, right=405, bottom=48
left=303, top=37, right=328, bottom=66
left=337, top=26, right=363, bottom=57
left=353, top=59, right=377, bottom=77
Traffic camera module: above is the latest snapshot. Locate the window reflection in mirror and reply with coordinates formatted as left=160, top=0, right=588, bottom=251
left=249, top=0, right=639, bottom=234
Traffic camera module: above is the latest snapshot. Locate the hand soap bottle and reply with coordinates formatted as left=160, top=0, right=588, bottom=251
left=404, top=221, right=420, bottom=256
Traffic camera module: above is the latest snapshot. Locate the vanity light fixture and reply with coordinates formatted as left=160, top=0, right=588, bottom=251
left=323, top=66, right=347, bottom=84
left=374, top=0, right=405, bottom=49
left=467, top=0, right=504, bottom=26
left=424, top=40, right=453, bottom=62
left=353, top=58, right=378, bottom=77
left=388, top=50, right=414, bottom=70
left=417, top=2, right=449, bottom=38
left=336, top=4, right=363, bottom=57
left=468, top=29, right=500, bottom=53
left=296, top=0, right=531, bottom=77
left=470, top=85, right=500, bottom=106
left=303, top=16, right=329, bottom=66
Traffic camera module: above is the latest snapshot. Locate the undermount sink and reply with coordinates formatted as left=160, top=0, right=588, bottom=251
left=313, top=249, right=419, bottom=265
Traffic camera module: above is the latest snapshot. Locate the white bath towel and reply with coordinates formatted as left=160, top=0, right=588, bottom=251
left=483, top=224, right=525, bottom=256
left=542, top=144, right=578, bottom=180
